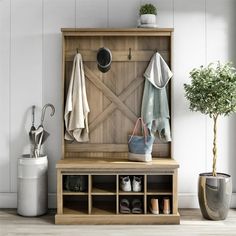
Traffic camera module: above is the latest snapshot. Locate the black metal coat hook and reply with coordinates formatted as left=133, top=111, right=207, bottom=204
left=128, top=48, right=132, bottom=60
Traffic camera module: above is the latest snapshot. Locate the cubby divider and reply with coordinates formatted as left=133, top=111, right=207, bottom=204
left=144, top=175, right=147, bottom=214
left=116, top=175, right=119, bottom=214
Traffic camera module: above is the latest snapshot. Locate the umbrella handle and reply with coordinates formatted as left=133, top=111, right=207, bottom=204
left=32, top=105, right=36, bottom=126
left=40, top=103, right=55, bottom=125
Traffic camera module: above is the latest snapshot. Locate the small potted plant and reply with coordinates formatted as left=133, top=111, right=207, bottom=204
left=139, top=3, right=157, bottom=25
left=184, top=62, right=236, bottom=220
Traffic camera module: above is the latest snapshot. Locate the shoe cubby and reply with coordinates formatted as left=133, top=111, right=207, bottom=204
left=147, top=175, right=172, bottom=195
left=119, top=175, right=144, bottom=194
left=92, top=175, right=116, bottom=195
left=63, top=195, right=88, bottom=215
left=147, top=195, right=172, bottom=215
left=119, top=195, right=144, bottom=214
left=91, top=195, right=116, bottom=215
left=63, top=174, right=88, bottom=194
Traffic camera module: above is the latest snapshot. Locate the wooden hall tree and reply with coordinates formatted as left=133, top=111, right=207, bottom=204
left=56, top=28, right=179, bottom=225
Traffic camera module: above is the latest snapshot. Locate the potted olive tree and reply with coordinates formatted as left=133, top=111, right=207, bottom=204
left=139, top=3, right=157, bottom=26
left=184, top=62, right=236, bottom=220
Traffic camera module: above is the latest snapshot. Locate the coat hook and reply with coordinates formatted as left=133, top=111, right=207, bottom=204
left=128, top=48, right=132, bottom=60
left=76, top=48, right=79, bottom=53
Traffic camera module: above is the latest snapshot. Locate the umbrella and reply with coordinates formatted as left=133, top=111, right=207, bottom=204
left=32, top=126, right=44, bottom=158
left=29, top=105, right=36, bottom=158
left=36, top=103, right=55, bottom=156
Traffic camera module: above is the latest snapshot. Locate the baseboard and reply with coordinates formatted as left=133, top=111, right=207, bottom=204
left=1, top=192, right=236, bottom=209
left=0, top=193, right=56, bottom=208
left=0, top=193, right=17, bottom=208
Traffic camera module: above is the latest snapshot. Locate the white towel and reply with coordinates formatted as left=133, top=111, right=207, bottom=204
left=64, top=53, right=90, bottom=142
left=144, top=52, right=173, bottom=89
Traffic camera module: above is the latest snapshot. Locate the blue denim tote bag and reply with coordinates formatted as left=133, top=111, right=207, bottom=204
left=128, top=118, right=154, bottom=162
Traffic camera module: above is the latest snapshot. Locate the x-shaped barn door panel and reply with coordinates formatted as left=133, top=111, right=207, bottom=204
left=84, top=65, right=144, bottom=132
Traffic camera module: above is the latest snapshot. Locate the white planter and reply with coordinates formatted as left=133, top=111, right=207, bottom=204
left=140, top=14, right=156, bottom=24
left=17, top=155, right=48, bottom=216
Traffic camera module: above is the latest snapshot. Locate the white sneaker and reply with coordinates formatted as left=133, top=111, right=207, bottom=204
left=132, top=176, right=142, bottom=192
left=120, top=176, right=131, bottom=192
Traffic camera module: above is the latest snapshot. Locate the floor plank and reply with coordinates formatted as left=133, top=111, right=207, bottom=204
left=0, top=209, right=236, bottom=236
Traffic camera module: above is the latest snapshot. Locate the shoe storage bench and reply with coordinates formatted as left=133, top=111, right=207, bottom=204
left=56, top=28, right=179, bottom=224
left=56, top=158, right=179, bottom=224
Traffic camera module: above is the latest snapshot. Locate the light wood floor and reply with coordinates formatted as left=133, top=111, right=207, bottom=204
left=1, top=209, right=236, bottom=236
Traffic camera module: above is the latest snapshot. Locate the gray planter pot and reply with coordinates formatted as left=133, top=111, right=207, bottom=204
left=198, top=173, right=232, bottom=220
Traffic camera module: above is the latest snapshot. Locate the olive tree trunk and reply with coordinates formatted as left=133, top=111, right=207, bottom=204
left=212, top=115, right=218, bottom=177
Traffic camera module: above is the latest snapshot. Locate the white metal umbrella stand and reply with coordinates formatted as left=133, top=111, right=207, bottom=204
left=17, top=155, right=48, bottom=216
left=17, top=103, right=55, bottom=216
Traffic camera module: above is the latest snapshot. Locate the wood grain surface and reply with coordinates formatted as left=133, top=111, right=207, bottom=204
left=62, top=28, right=172, bottom=159
left=1, top=209, right=236, bottom=235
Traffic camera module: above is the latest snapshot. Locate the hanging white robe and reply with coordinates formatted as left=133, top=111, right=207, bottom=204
left=64, top=53, right=90, bottom=142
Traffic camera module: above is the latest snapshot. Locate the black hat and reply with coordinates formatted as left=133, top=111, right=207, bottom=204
left=97, top=47, right=112, bottom=73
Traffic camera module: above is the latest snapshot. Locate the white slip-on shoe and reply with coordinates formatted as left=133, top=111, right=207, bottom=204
left=120, top=176, right=132, bottom=192
left=132, top=176, right=142, bottom=192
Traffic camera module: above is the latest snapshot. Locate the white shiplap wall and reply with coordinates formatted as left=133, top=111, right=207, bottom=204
left=0, top=0, right=10, bottom=193
left=43, top=0, right=76, bottom=194
left=0, top=0, right=236, bottom=208
left=173, top=0, right=207, bottom=194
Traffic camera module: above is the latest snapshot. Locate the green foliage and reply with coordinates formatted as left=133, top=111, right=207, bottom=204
left=184, top=62, right=236, bottom=118
left=139, top=4, right=157, bottom=16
